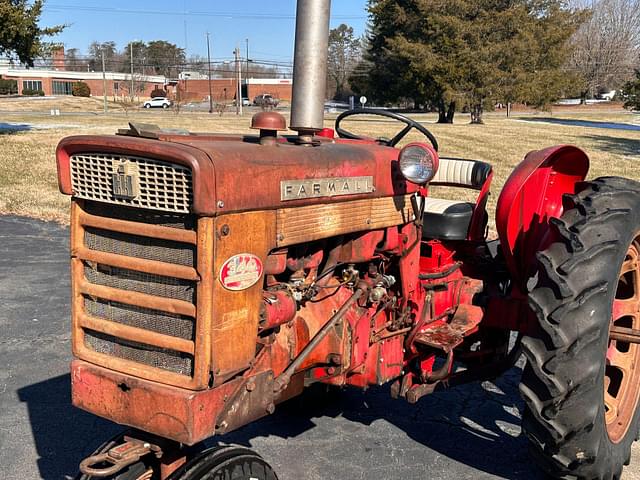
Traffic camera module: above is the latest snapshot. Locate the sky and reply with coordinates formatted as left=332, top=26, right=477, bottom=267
left=39, top=1, right=370, bottom=65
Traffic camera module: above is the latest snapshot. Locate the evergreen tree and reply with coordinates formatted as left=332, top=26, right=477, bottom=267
left=360, top=0, right=584, bottom=123
left=0, top=0, right=63, bottom=65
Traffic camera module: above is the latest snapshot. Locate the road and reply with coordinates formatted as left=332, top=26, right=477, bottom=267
left=0, top=215, right=638, bottom=480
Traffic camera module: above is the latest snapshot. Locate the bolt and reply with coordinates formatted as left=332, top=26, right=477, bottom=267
left=218, top=421, right=228, bottom=430
left=327, top=367, right=336, bottom=375
left=379, top=357, right=384, bottom=363
left=217, top=200, right=225, bottom=208
left=246, top=378, right=256, bottom=392
left=277, top=233, right=285, bottom=242
left=143, top=443, right=151, bottom=449
left=266, top=403, right=276, bottom=414
left=220, top=224, right=230, bottom=236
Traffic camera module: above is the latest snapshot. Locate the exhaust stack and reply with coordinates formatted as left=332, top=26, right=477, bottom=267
left=290, top=0, right=331, bottom=142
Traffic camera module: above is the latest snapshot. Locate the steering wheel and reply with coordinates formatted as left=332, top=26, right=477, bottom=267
left=334, top=108, right=439, bottom=151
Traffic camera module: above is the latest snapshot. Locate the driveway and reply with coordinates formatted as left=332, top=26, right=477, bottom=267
left=0, top=215, right=638, bottom=479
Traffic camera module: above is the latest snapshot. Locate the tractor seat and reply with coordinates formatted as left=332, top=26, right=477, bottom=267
left=422, top=198, right=474, bottom=241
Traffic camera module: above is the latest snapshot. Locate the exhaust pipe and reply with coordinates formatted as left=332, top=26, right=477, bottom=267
left=290, top=0, right=331, bottom=143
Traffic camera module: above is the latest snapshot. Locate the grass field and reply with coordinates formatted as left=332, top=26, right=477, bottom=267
left=1, top=97, right=638, bottom=231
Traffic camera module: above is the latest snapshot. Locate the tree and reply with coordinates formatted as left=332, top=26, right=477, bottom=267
left=360, top=0, right=584, bottom=123
left=622, top=69, right=640, bottom=110
left=145, top=40, right=185, bottom=78
left=88, top=41, right=118, bottom=72
left=568, top=0, right=640, bottom=103
left=327, top=24, right=362, bottom=100
left=0, top=0, right=64, bottom=65
left=64, top=47, right=86, bottom=71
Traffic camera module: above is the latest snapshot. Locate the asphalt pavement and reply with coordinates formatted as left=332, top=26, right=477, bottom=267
left=0, top=215, right=638, bottom=479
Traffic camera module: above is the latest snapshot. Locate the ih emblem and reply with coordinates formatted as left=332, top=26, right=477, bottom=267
left=112, top=160, right=140, bottom=200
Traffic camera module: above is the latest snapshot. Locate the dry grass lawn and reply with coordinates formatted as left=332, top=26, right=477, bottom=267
left=1, top=98, right=638, bottom=230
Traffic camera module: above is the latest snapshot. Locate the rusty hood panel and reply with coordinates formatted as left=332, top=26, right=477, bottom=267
left=174, top=138, right=416, bottom=214
left=57, top=134, right=417, bottom=216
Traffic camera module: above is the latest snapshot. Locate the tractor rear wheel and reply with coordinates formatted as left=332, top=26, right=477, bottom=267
left=167, top=446, right=278, bottom=480
left=521, top=176, right=640, bottom=479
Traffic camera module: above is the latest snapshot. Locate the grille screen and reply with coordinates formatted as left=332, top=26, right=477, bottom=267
left=85, top=298, right=195, bottom=340
left=70, top=153, right=193, bottom=214
left=80, top=202, right=198, bottom=378
left=84, top=264, right=195, bottom=303
left=85, top=330, right=193, bottom=376
left=85, top=228, right=195, bottom=267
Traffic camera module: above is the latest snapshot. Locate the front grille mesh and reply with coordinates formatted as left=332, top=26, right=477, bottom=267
left=85, top=227, right=195, bottom=267
left=85, top=330, right=193, bottom=376
left=80, top=201, right=198, bottom=378
left=85, top=298, right=195, bottom=340
left=84, top=264, right=195, bottom=303
left=70, top=153, right=193, bottom=213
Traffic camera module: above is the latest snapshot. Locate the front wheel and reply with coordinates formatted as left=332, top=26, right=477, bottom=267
left=167, top=446, right=278, bottom=480
left=521, top=177, right=640, bottom=479
left=144, top=104, right=150, bottom=109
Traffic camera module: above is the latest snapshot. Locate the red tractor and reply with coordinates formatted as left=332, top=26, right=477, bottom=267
left=55, top=1, right=640, bottom=479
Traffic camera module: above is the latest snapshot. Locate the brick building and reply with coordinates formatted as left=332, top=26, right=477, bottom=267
left=170, top=78, right=293, bottom=103
left=0, top=47, right=293, bottom=103
left=0, top=47, right=166, bottom=99
left=0, top=66, right=166, bottom=99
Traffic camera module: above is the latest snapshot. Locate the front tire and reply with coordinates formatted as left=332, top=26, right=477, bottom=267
left=521, top=177, right=640, bottom=479
left=167, top=446, right=277, bottom=480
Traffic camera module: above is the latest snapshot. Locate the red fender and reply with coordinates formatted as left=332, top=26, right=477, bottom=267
left=496, top=145, right=589, bottom=289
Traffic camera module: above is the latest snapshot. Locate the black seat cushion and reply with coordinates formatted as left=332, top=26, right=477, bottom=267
left=422, top=201, right=474, bottom=240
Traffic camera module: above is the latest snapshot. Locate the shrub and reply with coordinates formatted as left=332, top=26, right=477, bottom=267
left=72, top=81, right=91, bottom=97
left=150, top=88, right=167, bottom=98
left=0, top=78, right=18, bottom=95
left=22, top=88, right=45, bottom=96
left=622, top=70, right=640, bottom=111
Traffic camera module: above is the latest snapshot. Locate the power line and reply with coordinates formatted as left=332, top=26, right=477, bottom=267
left=43, top=3, right=367, bottom=20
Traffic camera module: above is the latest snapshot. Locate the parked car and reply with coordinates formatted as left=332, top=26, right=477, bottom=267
left=253, top=94, right=279, bottom=108
left=233, top=97, right=251, bottom=107
left=143, top=97, right=171, bottom=109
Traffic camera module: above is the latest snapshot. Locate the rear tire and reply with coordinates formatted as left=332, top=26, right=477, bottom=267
left=521, top=177, right=640, bottom=479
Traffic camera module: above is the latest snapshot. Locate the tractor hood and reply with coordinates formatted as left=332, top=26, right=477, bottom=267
left=56, top=133, right=417, bottom=216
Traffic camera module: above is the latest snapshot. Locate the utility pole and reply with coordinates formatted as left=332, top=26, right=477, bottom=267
left=101, top=50, right=107, bottom=114
left=206, top=32, right=213, bottom=114
left=245, top=38, right=249, bottom=78
left=130, top=42, right=135, bottom=102
left=235, top=46, right=243, bottom=116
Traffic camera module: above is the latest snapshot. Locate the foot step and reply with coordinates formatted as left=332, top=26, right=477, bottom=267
left=414, top=304, right=483, bottom=351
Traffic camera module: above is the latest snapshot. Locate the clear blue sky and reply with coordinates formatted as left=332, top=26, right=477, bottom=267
left=40, top=1, right=369, bottom=64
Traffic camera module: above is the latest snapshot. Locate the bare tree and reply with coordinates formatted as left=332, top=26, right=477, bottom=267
left=327, top=24, right=362, bottom=100
left=569, top=0, right=640, bottom=102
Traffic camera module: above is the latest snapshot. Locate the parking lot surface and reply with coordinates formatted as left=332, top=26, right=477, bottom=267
left=1, top=215, right=638, bottom=480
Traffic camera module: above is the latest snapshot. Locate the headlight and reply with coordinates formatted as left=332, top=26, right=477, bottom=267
left=399, top=143, right=439, bottom=184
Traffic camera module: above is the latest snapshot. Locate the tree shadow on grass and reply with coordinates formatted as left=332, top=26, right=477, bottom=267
left=0, top=122, right=32, bottom=135
left=581, top=134, right=640, bottom=157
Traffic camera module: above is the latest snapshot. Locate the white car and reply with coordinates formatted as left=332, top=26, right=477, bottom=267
left=143, top=97, right=171, bottom=109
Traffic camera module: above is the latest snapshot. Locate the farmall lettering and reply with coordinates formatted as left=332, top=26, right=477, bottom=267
left=281, top=176, right=374, bottom=201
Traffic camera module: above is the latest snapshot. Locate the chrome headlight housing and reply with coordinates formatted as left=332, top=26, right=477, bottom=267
left=398, top=143, right=439, bottom=184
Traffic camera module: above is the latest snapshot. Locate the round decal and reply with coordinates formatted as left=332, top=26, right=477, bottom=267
left=219, top=253, right=264, bottom=291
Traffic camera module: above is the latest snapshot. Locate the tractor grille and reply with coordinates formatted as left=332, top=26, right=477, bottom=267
left=70, top=153, right=193, bottom=214
left=76, top=200, right=199, bottom=381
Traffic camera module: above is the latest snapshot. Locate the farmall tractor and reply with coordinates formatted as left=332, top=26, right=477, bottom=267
left=54, top=2, right=640, bottom=479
